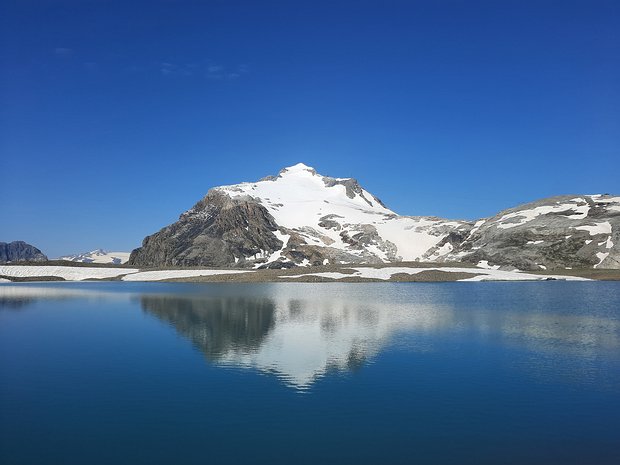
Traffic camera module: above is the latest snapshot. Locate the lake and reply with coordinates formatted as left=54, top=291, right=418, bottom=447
left=1, top=281, right=619, bottom=465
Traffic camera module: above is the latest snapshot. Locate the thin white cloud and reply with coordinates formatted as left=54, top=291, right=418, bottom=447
left=50, top=52, right=246, bottom=81
left=53, top=47, right=73, bottom=57
left=205, top=63, right=248, bottom=80
left=160, top=62, right=195, bottom=76
left=160, top=62, right=174, bottom=75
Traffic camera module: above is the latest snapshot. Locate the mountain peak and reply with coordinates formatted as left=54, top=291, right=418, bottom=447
left=286, top=162, right=314, bottom=170
left=278, top=162, right=317, bottom=177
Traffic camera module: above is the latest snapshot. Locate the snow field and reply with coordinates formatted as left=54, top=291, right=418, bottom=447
left=282, top=266, right=589, bottom=282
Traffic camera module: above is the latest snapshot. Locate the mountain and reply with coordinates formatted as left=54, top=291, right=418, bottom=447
left=0, top=241, right=48, bottom=263
left=58, top=249, right=131, bottom=265
left=128, top=163, right=471, bottom=268
left=128, top=163, right=619, bottom=271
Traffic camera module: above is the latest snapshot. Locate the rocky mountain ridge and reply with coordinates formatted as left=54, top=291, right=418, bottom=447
left=0, top=241, right=48, bottom=263
left=129, top=163, right=619, bottom=271
left=449, top=195, right=619, bottom=270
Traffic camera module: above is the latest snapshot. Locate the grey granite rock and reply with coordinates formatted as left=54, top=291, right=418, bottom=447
left=0, top=241, right=48, bottom=263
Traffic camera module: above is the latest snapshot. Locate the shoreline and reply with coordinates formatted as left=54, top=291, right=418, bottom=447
left=2, top=262, right=619, bottom=283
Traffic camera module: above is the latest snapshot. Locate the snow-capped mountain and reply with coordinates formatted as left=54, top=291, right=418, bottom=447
left=59, top=249, right=130, bottom=265
left=128, top=163, right=620, bottom=270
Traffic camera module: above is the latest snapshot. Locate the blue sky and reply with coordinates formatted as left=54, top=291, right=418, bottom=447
left=1, top=0, right=618, bottom=258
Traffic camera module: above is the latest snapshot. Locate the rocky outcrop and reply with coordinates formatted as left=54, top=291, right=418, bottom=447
left=446, top=195, right=620, bottom=271
left=0, top=241, right=48, bottom=263
left=129, top=190, right=283, bottom=267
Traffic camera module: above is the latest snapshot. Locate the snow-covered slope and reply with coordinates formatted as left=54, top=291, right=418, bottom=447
left=0, top=265, right=250, bottom=281
left=215, top=163, right=467, bottom=264
left=58, top=249, right=131, bottom=264
left=0, top=265, right=138, bottom=281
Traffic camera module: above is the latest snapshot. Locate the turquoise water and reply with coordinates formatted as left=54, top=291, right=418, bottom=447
left=1, top=281, right=619, bottom=464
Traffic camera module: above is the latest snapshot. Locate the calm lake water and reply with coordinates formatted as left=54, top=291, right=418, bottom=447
left=1, top=281, right=619, bottom=465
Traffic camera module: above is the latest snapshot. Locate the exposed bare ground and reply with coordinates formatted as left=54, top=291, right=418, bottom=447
left=162, top=264, right=618, bottom=283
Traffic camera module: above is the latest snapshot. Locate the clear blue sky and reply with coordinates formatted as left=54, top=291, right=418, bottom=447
left=1, top=0, right=618, bottom=258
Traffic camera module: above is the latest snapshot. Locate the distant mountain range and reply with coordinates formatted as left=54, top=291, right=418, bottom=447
left=0, top=241, right=48, bottom=263
left=58, top=249, right=131, bottom=265
left=127, top=163, right=619, bottom=270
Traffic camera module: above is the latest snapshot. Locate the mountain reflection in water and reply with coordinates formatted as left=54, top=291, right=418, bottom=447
left=139, top=293, right=448, bottom=389
left=136, top=284, right=620, bottom=390
left=1, top=282, right=619, bottom=391
left=140, top=296, right=276, bottom=361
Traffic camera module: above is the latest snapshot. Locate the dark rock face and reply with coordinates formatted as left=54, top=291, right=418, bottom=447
left=0, top=241, right=48, bottom=263
left=129, top=190, right=283, bottom=267
left=322, top=177, right=387, bottom=208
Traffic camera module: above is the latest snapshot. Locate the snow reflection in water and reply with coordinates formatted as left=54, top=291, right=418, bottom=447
left=1, top=282, right=618, bottom=391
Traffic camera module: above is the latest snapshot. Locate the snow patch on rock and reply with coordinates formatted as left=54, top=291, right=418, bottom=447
left=496, top=201, right=590, bottom=229
left=575, top=222, right=612, bottom=236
